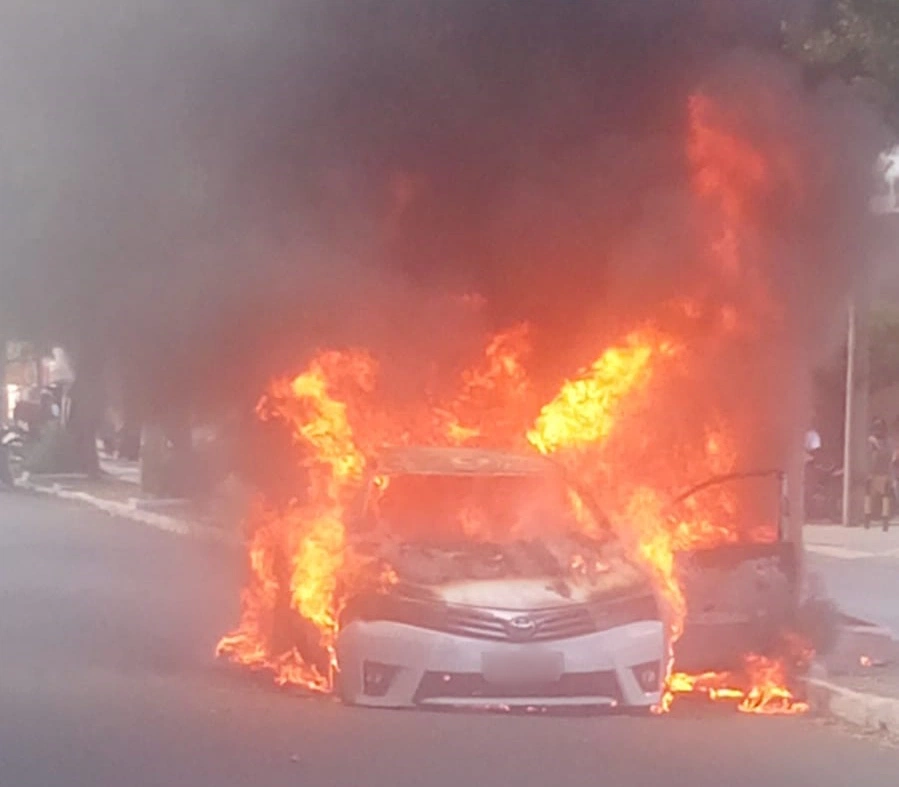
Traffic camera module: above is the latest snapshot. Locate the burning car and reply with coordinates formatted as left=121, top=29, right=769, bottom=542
left=217, top=342, right=809, bottom=714
left=334, top=447, right=665, bottom=710
left=216, top=79, right=818, bottom=714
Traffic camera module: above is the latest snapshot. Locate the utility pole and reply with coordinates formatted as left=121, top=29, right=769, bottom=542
left=842, top=294, right=870, bottom=527
left=848, top=147, right=899, bottom=526
left=0, top=337, right=6, bottom=423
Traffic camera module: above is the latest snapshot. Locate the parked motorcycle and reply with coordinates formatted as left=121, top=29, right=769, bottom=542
left=0, top=422, right=36, bottom=484
left=0, top=429, right=18, bottom=486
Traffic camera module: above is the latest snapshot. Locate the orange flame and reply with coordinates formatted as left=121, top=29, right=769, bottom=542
left=665, top=654, right=809, bottom=715
left=527, top=330, right=674, bottom=455
left=440, top=323, right=533, bottom=446
left=217, top=351, right=372, bottom=690
left=217, top=89, right=809, bottom=714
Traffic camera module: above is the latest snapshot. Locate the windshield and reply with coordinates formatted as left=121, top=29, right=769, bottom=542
left=366, top=472, right=598, bottom=546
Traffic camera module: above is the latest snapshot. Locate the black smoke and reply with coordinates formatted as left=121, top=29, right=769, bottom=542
left=0, top=0, right=885, bottom=422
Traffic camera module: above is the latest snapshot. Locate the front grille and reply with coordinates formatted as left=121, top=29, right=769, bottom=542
left=443, top=605, right=595, bottom=642
left=342, top=589, right=659, bottom=643
left=414, top=670, right=623, bottom=703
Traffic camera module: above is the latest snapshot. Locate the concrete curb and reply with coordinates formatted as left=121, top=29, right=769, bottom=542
left=18, top=479, right=242, bottom=548
left=806, top=677, right=899, bottom=736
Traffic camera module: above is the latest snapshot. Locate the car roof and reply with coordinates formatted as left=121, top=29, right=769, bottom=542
left=374, top=446, right=553, bottom=477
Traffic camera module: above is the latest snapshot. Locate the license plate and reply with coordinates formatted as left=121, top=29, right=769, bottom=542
left=481, top=650, right=564, bottom=685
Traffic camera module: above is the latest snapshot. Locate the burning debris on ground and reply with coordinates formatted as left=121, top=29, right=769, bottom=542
left=665, top=652, right=811, bottom=715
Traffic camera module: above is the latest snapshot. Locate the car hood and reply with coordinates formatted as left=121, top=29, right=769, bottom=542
left=430, top=578, right=608, bottom=610
left=363, top=534, right=651, bottom=609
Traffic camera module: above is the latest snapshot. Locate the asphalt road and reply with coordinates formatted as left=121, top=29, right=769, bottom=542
left=2, top=495, right=899, bottom=787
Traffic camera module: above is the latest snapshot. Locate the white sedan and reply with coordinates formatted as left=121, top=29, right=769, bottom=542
left=336, top=447, right=665, bottom=710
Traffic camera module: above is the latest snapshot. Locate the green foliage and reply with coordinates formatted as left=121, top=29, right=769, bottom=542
left=786, top=1, right=899, bottom=98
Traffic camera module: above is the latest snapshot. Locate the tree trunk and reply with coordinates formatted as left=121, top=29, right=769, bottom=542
left=117, top=363, right=142, bottom=461
left=140, top=408, right=192, bottom=498
left=843, top=295, right=870, bottom=527
left=63, top=348, right=103, bottom=478
left=0, top=336, right=7, bottom=424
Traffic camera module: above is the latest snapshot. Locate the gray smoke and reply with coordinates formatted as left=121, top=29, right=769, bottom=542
left=0, top=0, right=887, bottom=421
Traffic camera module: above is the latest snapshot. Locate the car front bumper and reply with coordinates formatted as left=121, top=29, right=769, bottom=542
left=335, top=618, right=664, bottom=709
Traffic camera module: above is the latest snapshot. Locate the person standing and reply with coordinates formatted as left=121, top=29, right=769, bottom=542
left=805, top=427, right=822, bottom=460
left=865, top=418, right=894, bottom=531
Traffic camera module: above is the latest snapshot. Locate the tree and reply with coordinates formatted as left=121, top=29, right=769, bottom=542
left=786, top=1, right=899, bottom=115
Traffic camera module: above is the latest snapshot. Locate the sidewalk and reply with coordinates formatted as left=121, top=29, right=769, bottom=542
left=804, top=521, right=899, bottom=736
left=18, top=464, right=244, bottom=547
left=99, top=456, right=141, bottom=486
left=807, top=657, right=899, bottom=737
left=805, top=523, right=899, bottom=635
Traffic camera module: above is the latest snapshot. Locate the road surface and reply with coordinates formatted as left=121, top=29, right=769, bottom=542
left=2, top=493, right=899, bottom=787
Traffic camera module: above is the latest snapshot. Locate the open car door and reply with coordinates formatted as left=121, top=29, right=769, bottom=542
left=671, top=470, right=799, bottom=672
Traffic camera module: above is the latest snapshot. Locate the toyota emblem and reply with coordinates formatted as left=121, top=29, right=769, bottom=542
left=505, top=615, right=538, bottom=641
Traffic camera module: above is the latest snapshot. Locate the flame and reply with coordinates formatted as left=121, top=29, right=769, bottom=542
left=217, top=90, right=808, bottom=715
left=738, top=654, right=809, bottom=715
left=517, top=90, right=803, bottom=714
left=217, top=351, right=372, bottom=690
left=527, top=330, right=673, bottom=455
left=524, top=331, right=739, bottom=631
left=664, top=655, right=809, bottom=715
left=443, top=323, right=532, bottom=446
left=219, top=324, right=807, bottom=709
left=215, top=501, right=284, bottom=676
